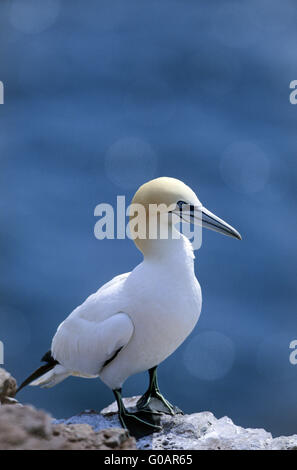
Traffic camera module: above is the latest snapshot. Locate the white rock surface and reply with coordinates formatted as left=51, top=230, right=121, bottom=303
left=54, top=396, right=297, bottom=450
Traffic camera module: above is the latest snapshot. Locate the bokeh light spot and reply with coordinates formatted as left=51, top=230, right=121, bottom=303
left=183, top=331, right=235, bottom=381
left=10, top=0, right=60, bottom=34
left=105, top=137, right=158, bottom=189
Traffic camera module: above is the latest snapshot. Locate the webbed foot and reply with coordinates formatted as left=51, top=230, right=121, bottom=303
left=113, top=388, right=162, bottom=439
left=136, top=366, right=183, bottom=416
left=137, top=390, right=183, bottom=415
left=119, top=409, right=162, bottom=439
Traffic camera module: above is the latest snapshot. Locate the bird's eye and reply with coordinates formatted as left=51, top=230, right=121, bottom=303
left=176, top=201, right=195, bottom=219
left=169, top=200, right=186, bottom=214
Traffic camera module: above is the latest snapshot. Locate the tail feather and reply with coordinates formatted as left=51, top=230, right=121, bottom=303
left=16, top=363, right=57, bottom=393
left=30, top=365, right=70, bottom=388
left=16, top=350, right=62, bottom=393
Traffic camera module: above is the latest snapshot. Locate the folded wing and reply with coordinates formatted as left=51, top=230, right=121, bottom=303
left=52, top=312, right=134, bottom=376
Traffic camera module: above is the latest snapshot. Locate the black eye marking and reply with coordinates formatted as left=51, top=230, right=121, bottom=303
left=169, top=200, right=186, bottom=213
left=175, top=201, right=196, bottom=221
left=170, top=201, right=195, bottom=221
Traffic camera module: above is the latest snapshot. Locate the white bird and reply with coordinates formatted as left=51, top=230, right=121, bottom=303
left=17, top=177, right=241, bottom=437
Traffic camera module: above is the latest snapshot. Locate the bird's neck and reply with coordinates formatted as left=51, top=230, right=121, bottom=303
left=136, top=229, right=195, bottom=270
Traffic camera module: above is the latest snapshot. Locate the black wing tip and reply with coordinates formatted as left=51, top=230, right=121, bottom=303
left=41, top=350, right=59, bottom=366
left=16, top=350, right=59, bottom=395
left=16, top=364, right=51, bottom=394
left=41, top=350, right=53, bottom=363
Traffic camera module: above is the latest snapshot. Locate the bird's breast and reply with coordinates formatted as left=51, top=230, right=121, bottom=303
left=123, top=267, right=202, bottom=365
left=99, top=262, right=202, bottom=388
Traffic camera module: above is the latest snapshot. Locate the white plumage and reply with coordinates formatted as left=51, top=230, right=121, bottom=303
left=32, top=234, right=201, bottom=390
left=29, top=177, right=240, bottom=397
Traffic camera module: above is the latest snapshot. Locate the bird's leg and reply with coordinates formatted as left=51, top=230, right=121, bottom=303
left=113, top=388, right=162, bottom=439
left=136, top=366, right=183, bottom=415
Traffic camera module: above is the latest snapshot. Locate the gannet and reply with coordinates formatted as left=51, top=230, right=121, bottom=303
left=17, top=177, right=241, bottom=437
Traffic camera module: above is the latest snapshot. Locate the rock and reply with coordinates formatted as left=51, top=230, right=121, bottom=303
left=0, top=404, right=136, bottom=450
left=0, top=368, right=135, bottom=450
left=2, top=366, right=296, bottom=450
left=56, top=396, right=297, bottom=450
left=52, top=424, right=136, bottom=450
left=0, top=404, right=61, bottom=450
left=0, top=368, right=18, bottom=405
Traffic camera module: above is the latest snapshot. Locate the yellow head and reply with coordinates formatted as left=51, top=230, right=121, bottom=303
left=131, top=177, right=200, bottom=210
left=129, top=176, right=241, bottom=254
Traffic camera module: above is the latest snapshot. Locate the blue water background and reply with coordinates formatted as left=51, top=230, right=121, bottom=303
left=0, top=0, right=297, bottom=436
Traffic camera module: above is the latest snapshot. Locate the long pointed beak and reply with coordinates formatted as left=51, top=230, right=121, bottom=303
left=173, top=202, right=242, bottom=240
left=199, top=206, right=242, bottom=240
